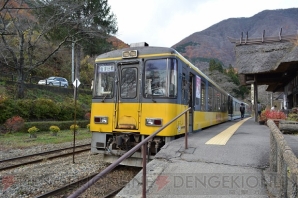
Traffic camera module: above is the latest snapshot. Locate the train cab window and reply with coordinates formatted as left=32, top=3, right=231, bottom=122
left=144, top=58, right=177, bottom=98
left=120, top=68, right=137, bottom=98
left=94, top=63, right=115, bottom=97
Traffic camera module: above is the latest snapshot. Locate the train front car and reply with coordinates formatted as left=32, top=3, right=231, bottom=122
left=90, top=43, right=184, bottom=166
left=90, top=42, right=230, bottom=166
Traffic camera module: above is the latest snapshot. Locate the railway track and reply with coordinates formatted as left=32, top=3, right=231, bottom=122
left=0, top=144, right=90, bottom=171
left=36, top=166, right=141, bottom=198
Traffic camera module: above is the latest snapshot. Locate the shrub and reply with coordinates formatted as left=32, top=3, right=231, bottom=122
left=57, top=100, right=85, bottom=121
left=262, top=109, right=286, bottom=120
left=15, top=99, right=33, bottom=120
left=86, top=124, right=90, bottom=130
left=84, top=112, right=91, bottom=120
left=32, top=98, right=60, bottom=120
left=70, top=124, right=79, bottom=131
left=0, top=97, right=15, bottom=124
left=287, top=113, right=298, bottom=121
left=28, top=126, right=39, bottom=134
left=49, top=125, right=60, bottom=133
left=4, top=116, right=25, bottom=133
left=21, top=120, right=89, bottom=133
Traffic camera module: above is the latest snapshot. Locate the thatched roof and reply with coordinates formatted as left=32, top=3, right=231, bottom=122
left=235, top=42, right=296, bottom=74
left=229, top=34, right=298, bottom=92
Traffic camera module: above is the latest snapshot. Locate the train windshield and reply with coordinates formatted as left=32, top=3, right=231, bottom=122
left=94, top=63, right=115, bottom=97
left=144, top=58, right=177, bottom=98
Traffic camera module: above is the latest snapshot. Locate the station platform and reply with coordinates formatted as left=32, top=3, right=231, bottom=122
left=116, top=117, right=286, bottom=197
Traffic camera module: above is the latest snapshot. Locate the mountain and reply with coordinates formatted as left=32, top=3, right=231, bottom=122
left=172, top=8, right=298, bottom=70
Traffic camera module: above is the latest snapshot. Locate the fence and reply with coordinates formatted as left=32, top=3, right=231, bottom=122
left=267, top=119, right=298, bottom=197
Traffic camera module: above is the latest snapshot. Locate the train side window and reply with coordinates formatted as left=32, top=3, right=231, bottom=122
left=201, top=81, right=205, bottom=111
left=214, top=89, right=218, bottom=111
left=221, top=95, right=227, bottom=112
left=195, top=75, right=201, bottom=110
left=182, top=73, right=188, bottom=104
left=208, top=86, right=213, bottom=111
left=216, top=90, right=221, bottom=111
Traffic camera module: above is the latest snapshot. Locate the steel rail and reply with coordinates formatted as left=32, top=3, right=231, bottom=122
left=35, top=173, right=99, bottom=198
left=0, top=146, right=90, bottom=171
left=0, top=144, right=90, bottom=163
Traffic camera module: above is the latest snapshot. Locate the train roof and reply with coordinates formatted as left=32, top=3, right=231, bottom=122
left=95, top=44, right=229, bottom=96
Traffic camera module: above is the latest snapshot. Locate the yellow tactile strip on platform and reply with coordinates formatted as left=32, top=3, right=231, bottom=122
left=205, top=117, right=251, bottom=145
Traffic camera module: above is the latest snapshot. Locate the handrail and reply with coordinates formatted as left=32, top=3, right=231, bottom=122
left=68, top=107, right=191, bottom=198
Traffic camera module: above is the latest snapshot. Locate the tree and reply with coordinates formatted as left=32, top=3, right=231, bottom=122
left=208, top=59, right=223, bottom=73
left=0, top=0, right=117, bottom=98
left=204, top=63, right=249, bottom=99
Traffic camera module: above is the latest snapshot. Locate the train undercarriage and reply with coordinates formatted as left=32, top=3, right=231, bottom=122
left=91, top=132, right=174, bottom=167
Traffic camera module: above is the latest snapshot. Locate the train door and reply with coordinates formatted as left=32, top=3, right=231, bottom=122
left=179, top=66, right=189, bottom=133
left=228, top=95, right=233, bottom=120
left=188, top=73, right=194, bottom=132
left=115, top=63, right=140, bottom=130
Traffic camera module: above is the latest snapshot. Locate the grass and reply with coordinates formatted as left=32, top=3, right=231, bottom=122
left=0, top=83, right=93, bottom=150
left=0, top=129, right=91, bottom=150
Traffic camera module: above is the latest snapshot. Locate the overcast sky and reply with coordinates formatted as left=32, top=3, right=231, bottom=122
left=108, top=0, right=297, bottom=47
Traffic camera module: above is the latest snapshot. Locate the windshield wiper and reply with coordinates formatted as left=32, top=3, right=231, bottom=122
left=101, top=92, right=111, bottom=102
left=101, top=94, right=108, bottom=102
left=151, top=94, right=156, bottom=103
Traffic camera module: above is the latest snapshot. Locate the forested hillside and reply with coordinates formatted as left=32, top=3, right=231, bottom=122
left=173, top=8, right=298, bottom=70
left=171, top=8, right=298, bottom=102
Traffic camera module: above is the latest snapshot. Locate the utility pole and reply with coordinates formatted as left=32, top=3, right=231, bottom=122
left=71, top=40, right=75, bottom=83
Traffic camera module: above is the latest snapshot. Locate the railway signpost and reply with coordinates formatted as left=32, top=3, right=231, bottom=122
left=73, top=78, right=80, bottom=163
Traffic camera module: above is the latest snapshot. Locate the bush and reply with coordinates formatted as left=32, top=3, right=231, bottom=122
left=56, top=100, right=85, bottom=121
left=70, top=124, right=79, bottom=131
left=28, top=126, right=39, bottom=134
left=0, top=97, right=15, bottom=123
left=84, top=112, right=91, bottom=120
left=262, top=109, right=286, bottom=120
left=287, top=113, right=298, bottom=121
left=15, top=99, right=33, bottom=120
left=21, top=120, right=89, bottom=133
left=0, top=97, right=89, bottom=124
left=32, top=98, right=60, bottom=120
left=49, top=125, right=60, bottom=133
left=4, top=116, right=25, bottom=133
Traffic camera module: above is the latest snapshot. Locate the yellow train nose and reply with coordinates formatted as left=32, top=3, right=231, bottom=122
left=117, top=116, right=137, bottom=129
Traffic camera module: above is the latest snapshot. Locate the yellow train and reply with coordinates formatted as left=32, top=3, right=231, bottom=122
left=90, top=42, right=249, bottom=166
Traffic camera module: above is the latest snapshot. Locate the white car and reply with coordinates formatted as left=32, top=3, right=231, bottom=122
left=38, top=77, right=69, bottom=88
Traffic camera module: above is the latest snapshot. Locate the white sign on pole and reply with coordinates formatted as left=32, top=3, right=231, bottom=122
left=73, top=78, right=81, bottom=88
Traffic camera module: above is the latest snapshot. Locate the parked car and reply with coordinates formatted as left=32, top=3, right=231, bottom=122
left=38, top=77, right=69, bottom=88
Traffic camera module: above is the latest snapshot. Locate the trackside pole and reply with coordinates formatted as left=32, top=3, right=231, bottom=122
left=72, top=79, right=80, bottom=163
left=185, top=112, right=188, bottom=149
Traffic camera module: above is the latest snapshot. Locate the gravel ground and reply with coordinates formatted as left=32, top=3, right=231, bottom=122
left=0, top=139, right=140, bottom=198
left=0, top=139, right=92, bottom=160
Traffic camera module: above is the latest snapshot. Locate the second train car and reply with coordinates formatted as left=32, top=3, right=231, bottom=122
left=90, top=42, right=250, bottom=166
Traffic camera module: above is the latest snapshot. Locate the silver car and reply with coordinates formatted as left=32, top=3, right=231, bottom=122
left=38, top=77, right=69, bottom=88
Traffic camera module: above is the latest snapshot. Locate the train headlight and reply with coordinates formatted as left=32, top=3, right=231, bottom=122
left=94, top=116, right=108, bottom=124
left=145, top=118, right=162, bottom=126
